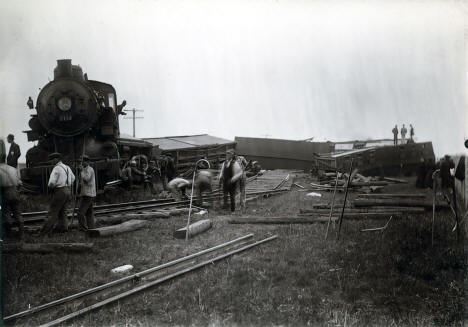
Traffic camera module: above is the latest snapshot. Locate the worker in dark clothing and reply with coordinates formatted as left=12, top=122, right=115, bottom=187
left=165, top=154, right=176, bottom=181
left=440, top=155, right=455, bottom=190
left=7, top=134, right=21, bottom=168
left=0, top=153, right=24, bottom=239
left=145, top=160, right=160, bottom=194
left=130, top=160, right=146, bottom=184
left=27, top=96, right=34, bottom=109
left=415, top=157, right=427, bottom=188
left=392, top=125, right=398, bottom=146
left=121, top=164, right=133, bottom=190
left=161, top=154, right=177, bottom=190
left=410, top=124, right=415, bottom=142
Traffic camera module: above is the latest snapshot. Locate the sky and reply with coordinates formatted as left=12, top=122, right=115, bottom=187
left=0, top=0, right=466, bottom=161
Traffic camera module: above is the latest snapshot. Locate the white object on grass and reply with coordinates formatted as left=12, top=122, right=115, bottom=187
left=306, top=192, right=322, bottom=197
left=195, top=210, right=208, bottom=216
left=111, top=264, right=134, bottom=273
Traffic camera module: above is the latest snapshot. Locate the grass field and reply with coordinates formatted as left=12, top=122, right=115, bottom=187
left=3, top=173, right=466, bottom=326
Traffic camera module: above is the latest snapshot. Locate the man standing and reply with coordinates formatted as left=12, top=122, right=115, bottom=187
left=42, top=153, right=75, bottom=234
left=440, top=154, right=455, bottom=190
left=392, top=125, right=398, bottom=146
left=77, top=155, right=96, bottom=230
left=218, top=149, right=245, bottom=212
left=0, top=153, right=24, bottom=239
left=7, top=134, right=21, bottom=168
left=401, top=124, right=407, bottom=144
left=410, top=124, right=415, bottom=142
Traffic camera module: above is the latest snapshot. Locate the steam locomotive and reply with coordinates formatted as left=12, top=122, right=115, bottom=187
left=21, top=59, right=153, bottom=193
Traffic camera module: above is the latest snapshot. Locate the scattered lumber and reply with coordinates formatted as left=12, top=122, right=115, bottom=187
left=350, top=181, right=388, bottom=187
left=354, top=198, right=449, bottom=209
left=229, top=216, right=334, bottom=224
left=357, top=193, right=426, bottom=198
left=298, top=212, right=403, bottom=218
left=3, top=242, right=94, bottom=254
left=173, top=219, right=212, bottom=239
left=98, top=211, right=170, bottom=225
left=88, top=220, right=149, bottom=237
left=383, top=177, right=408, bottom=184
left=300, top=207, right=425, bottom=214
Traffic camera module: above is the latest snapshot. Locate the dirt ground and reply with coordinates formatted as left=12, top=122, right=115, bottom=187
left=3, top=172, right=466, bottom=326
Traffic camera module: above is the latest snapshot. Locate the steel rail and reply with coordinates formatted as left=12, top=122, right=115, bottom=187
left=23, top=189, right=290, bottom=224
left=4, top=233, right=254, bottom=322
left=39, top=234, right=278, bottom=327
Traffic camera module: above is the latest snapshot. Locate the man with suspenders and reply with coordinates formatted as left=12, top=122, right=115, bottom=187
left=41, top=152, right=75, bottom=234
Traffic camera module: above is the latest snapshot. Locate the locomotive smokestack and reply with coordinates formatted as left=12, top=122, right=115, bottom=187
left=54, top=59, right=73, bottom=80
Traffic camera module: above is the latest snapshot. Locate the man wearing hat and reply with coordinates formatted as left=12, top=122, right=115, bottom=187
left=42, top=152, right=75, bottom=234
left=218, top=149, right=246, bottom=212
left=76, top=155, right=96, bottom=230
left=7, top=134, right=21, bottom=168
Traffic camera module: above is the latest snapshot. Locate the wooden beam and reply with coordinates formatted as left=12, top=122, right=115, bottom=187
left=354, top=198, right=449, bottom=209
left=357, top=193, right=426, bottom=198
left=88, top=220, right=149, bottom=237
left=300, top=207, right=426, bottom=214
left=229, top=217, right=334, bottom=224
left=174, top=219, right=212, bottom=239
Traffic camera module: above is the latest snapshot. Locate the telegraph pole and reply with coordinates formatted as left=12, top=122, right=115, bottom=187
left=123, top=108, right=144, bottom=137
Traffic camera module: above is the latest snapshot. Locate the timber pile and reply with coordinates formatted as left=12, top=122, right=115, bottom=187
left=246, top=169, right=294, bottom=193
left=309, top=171, right=406, bottom=192
left=3, top=242, right=94, bottom=254
left=299, top=192, right=437, bottom=222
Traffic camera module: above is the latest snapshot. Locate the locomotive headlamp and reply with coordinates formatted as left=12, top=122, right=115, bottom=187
left=57, top=96, right=72, bottom=111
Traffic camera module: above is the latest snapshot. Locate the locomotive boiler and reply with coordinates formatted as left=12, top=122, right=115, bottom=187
left=22, top=59, right=153, bottom=193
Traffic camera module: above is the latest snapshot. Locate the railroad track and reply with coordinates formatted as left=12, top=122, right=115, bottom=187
left=4, top=233, right=278, bottom=326
left=22, top=188, right=291, bottom=226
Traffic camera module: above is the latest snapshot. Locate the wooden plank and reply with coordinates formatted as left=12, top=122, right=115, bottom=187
left=300, top=207, right=426, bottom=214
left=88, top=220, right=149, bottom=237
left=354, top=198, right=449, bottom=209
left=173, top=219, right=212, bottom=239
left=357, top=193, right=426, bottom=198
left=3, top=243, right=94, bottom=254
left=383, top=177, right=408, bottom=184
left=229, top=217, right=334, bottom=224
left=97, top=211, right=170, bottom=225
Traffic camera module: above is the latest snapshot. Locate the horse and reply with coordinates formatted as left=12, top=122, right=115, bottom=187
left=219, top=157, right=246, bottom=212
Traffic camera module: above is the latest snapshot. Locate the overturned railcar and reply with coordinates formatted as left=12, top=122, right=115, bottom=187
left=235, top=136, right=435, bottom=176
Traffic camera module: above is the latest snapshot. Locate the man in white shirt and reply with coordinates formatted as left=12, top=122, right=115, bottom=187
left=76, top=155, right=96, bottom=230
left=0, top=153, right=24, bottom=239
left=42, top=152, right=75, bottom=234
